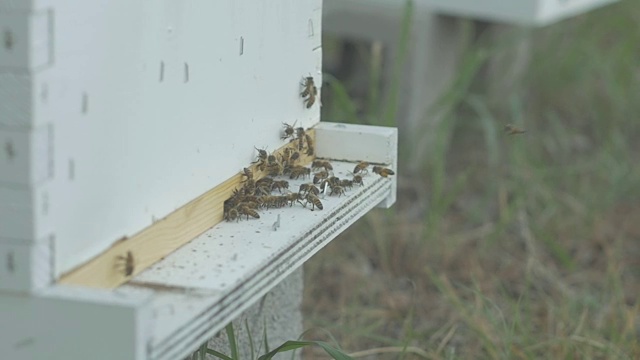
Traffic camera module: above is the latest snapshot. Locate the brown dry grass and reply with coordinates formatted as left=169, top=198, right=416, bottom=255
left=302, top=2, right=640, bottom=359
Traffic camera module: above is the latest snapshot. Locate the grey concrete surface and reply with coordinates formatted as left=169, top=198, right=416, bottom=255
left=204, top=268, right=304, bottom=360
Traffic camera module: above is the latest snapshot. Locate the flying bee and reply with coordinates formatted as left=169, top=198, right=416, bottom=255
left=313, top=170, right=329, bottom=184
left=352, top=174, right=364, bottom=187
left=305, top=193, right=323, bottom=211
left=289, top=165, right=311, bottom=179
left=299, top=183, right=320, bottom=196
left=116, top=251, right=135, bottom=276
left=372, top=166, right=395, bottom=178
left=300, top=77, right=317, bottom=109
left=282, top=122, right=296, bottom=140
left=238, top=205, right=260, bottom=220
left=271, top=180, right=289, bottom=193
left=504, top=124, right=526, bottom=135
left=353, top=161, right=369, bottom=175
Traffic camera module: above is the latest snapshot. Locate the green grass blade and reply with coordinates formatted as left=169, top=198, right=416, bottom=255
left=257, top=340, right=354, bottom=360
left=245, top=318, right=255, bottom=360
left=225, top=322, right=239, bottom=360
left=206, top=348, right=234, bottom=360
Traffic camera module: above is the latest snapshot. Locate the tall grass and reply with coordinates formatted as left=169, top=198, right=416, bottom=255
left=305, top=0, right=640, bottom=359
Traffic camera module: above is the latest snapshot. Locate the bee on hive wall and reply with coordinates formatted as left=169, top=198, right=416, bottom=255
left=116, top=251, right=135, bottom=276
left=300, top=76, right=317, bottom=108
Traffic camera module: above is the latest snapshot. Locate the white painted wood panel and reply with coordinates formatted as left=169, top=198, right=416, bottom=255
left=0, top=0, right=322, bottom=279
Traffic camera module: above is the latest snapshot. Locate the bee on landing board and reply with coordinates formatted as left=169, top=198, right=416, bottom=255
left=117, top=251, right=135, bottom=276
left=504, top=124, right=526, bottom=135
left=305, top=193, right=323, bottom=211
left=353, top=161, right=369, bottom=175
left=300, top=76, right=317, bottom=109
left=372, top=166, right=395, bottom=178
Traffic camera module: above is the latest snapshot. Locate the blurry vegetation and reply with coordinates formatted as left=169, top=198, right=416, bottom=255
left=304, top=0, right=640, bottom=359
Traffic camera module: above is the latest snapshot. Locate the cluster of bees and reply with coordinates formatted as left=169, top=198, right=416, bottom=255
left=222, top=121, right=395, bottom=223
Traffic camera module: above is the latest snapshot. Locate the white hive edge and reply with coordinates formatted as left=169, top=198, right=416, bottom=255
left=0, top=122, right=397, bottom=359
left=323, top=0, right=619, bottom=27
left=116, top=160, right=394, bottom=360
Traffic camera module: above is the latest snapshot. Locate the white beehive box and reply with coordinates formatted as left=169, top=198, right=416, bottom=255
left=0, top=0, right=397, bottom=359
left=324, top=0, right=618, bottom=26
left=423, top=0, right=618, bottom=25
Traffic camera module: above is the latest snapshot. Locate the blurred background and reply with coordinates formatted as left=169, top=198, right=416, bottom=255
left=302, top=0, right=640, bottom=358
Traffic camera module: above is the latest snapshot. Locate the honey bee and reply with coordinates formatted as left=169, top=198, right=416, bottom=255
left=289, top=165, right=311, bottom=179
left=254, top=147, right=268, bottom=171
left=340, top=179, right=353, bottom=189
left=224, top=207, right=240, bottom=222
left=352, top=175, right=364, bottom=187
left=305, top=193, right=323, bottom=211
left=304, top=134, right=314, bottom=156
left=504, top=124, right=526, bottom=135
left=239, top=205, right=260, bottom=220
left=372, top=166, right=395, bottom=178
left=353, top=161, right=369, bottom=175
left=282, top=122, right=296, bottom=140
left=313, top=170, right=329, bottom=184
left=312, top=160, right=333, bottom=172
left=290, top=151, right=300, bottom=164
left=266, top=161, right=284, bottom=176
left=271, top=180, right=289, bottom=193
left=241, top=167, right=253, bottom=182
left=285, top=193, right=303, bottom=206
left=299, top=183, right=320, bottom=196
left=256, top=184, right=272, bottom=196
left=300, top=77, right=317, bottom=109
left=256, top=177, right=274, bottom=188
left=116, top=251, right=135, bottom=276
left=329, top=185, right=345, bottom=197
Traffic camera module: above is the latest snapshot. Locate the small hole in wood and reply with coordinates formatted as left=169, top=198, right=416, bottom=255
left=41, top=83, right=48, bottom=102
left=184, top=62, right=189, bottom=83
left=239, top=36, right=244, bottom=55
left=308, top=19, right=314, bottom=37
left=159, top=61, right=165, bottom=82
left=6, top=252, right=15, bottom=273
left=81, top=92, right=88, bottom=114
left=68, top=158, right=75, bottom=180
left=42, top=192, right=49, bottom=215
left=4, top=141, right=15, bottom=160
left=3, top=29, right=14, bottom=50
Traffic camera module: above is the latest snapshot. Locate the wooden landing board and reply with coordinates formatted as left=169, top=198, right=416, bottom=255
left=58, top=130, right=315, bottom=289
